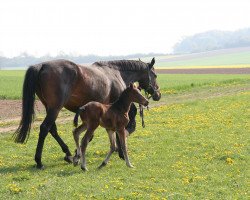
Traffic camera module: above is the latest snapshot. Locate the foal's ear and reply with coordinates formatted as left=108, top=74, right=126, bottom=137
left=149, top=57, right=155, bottom=69
left=129, top=82, right=134, bottom=88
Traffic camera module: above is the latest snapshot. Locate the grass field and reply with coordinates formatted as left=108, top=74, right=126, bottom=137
left=0, top=71, right=249, bottom=199
left=0, top=70, right=25, bottom=99
left=153, top=48, right=250, bottom=68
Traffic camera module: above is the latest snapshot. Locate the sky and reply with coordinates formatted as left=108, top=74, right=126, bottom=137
left=0, top=0, right=250, bottom=57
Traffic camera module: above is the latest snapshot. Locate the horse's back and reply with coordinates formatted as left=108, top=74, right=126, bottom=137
left=36, top=59, right=80, bottom=109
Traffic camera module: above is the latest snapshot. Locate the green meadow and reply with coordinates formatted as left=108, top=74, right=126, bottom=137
left=0, top=70, right=25, bottom=99
left=151, top=49, right=250, bottom=68
left=0, top=71, right=249, bottom=199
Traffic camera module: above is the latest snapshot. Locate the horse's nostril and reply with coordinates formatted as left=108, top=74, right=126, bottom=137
left=153, top=92, right=161, bottom=101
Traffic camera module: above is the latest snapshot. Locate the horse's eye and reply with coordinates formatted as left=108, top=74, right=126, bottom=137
left=152, top=73, right=157, bottom=78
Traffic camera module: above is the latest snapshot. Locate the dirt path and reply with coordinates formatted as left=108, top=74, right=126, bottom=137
left=0, top=100, right=45, bottom=121
left=0, top=116, right=74, bottom=135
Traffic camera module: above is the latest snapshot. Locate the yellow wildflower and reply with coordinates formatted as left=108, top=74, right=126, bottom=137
left=226, top=157, right=234, bottom=165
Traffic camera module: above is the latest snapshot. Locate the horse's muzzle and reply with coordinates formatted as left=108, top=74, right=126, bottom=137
left=152, top=91, right=161, bottom=101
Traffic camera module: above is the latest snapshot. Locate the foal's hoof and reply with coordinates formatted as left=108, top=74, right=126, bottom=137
left=73, top=158, right=79, bottom=167
left=127, top=164, right=134, bottom=168
left=98, top=162, right=107, bottom=169
left=81, top=166, right=88, bottom=171
left=64, top=156, right=73, bottom=163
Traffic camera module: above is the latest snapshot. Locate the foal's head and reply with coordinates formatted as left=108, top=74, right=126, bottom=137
left=126, top=83, right=149, bottom=107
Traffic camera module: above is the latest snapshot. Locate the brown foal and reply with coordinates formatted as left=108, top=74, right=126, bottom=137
left=73, top=83, right=149, bottom=171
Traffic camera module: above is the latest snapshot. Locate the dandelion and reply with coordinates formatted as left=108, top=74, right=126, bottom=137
left=0, top=159, right=3, bottom=167
left=95, top=150, right=100, bottom=155
left=8, top=183, right=22, bottom=194
left=226, top=157, right=234, bottom=165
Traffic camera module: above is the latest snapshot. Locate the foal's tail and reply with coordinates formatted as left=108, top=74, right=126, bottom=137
left=73, top=107, right=85, bottom=127
left=13, top=65, right=40, bottom=143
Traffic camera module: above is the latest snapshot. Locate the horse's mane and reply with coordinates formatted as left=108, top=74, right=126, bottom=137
left=93, top=60, right=148, bottom=71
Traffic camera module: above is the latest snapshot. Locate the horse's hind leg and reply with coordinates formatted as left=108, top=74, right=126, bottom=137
left=72, top=123, right=87, bottom=166
left=117, top=129, right=133, bottom=168
left=98, top=130, right=117, bottom=169
left=50, top=122, right=72, bottom=163
left=35, top=109, right=59, bottom=169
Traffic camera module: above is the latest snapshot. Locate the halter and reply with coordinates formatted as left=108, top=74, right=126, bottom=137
left=139, top=66, right=159, bottom=128
left=144, top=67, right=160, bottom=100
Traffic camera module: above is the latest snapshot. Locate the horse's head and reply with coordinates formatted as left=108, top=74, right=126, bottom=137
left=128, top=83, right=149, bottom=107
left=138, top=58, right=161, bottom=101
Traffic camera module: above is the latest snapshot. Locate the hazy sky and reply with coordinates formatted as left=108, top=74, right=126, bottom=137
left=1, top=0, right=250, bottom=57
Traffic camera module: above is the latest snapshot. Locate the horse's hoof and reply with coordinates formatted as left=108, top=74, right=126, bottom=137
left=118, top=152, right=125, bottom=160
left=81, top=166, right=88, bottom=171
left=36, top=164, right=45, bottom=170
left=64, top=156, right=73, bottom=163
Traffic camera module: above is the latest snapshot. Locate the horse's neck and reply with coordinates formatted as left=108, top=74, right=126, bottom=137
left=120, top=70, right=144, bottom=85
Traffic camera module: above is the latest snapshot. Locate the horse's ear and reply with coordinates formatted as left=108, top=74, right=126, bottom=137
left=149, top=57, right=155, bottom=69
left=139, top=58, right=141, bottom=62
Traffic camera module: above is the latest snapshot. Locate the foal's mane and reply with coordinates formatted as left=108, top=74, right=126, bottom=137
left=93, top=60, right=148, bottom=71
left=112, top=86, right=131, bottom=110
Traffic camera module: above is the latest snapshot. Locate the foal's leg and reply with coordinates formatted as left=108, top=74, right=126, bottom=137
left=98, top=130, right=117, bottom=169
left=118, top=128, right=133, bottom=168
left=80, top=127, right=97, bottom=171
left=72, top=124, right=87, bottom=166
left=35, top=109, right=59, bottom=169
left=50, top=122, right=72, bottom=163
left=117, top=103, right=137, bottom=160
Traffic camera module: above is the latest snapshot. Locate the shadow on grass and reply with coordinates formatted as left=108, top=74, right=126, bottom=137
left=0, top=161, right=79, bottom=176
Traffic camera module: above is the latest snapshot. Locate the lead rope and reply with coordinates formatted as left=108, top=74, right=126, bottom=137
left=139, top=104, right=145, bottom=128
left=139, top=66, right=153, bottom=128
left=139, top=103, right=149, bottom=128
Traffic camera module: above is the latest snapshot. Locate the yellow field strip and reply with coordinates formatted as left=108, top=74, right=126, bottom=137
left=155, top=64, right=250, bottom=69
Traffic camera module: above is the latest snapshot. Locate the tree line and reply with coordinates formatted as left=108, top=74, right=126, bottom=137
left=0, top=53, right=162, bottom=69
left=173, top=27, right=250, bottom=54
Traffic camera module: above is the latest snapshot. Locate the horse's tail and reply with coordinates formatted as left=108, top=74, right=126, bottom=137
left=73, top=107, right=85, bottom=127
left=13, top=65, right=40, bottom=143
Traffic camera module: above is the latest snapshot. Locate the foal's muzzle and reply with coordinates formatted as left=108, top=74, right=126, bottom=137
left=143, top=99, right=149, bottom=107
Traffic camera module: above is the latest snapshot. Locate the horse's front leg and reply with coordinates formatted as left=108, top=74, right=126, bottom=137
left=117, top=128, right=133, bottom=168
left=72, top=124, right=87, bottom=166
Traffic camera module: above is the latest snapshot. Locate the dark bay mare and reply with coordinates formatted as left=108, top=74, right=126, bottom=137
left=14, top=58, right=161, bottom=169
left=73, top=83, right=149, bottom=171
